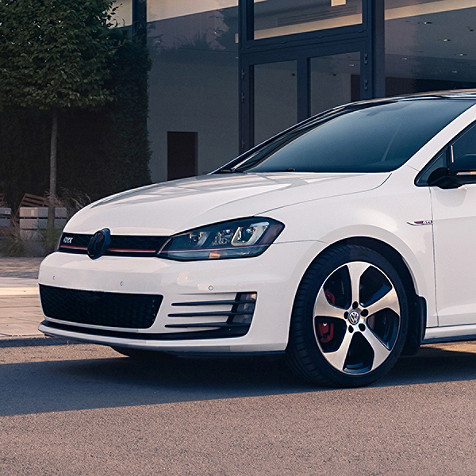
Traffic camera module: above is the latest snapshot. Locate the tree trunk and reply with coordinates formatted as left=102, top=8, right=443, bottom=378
left=47, top=108, right=58, bottom=245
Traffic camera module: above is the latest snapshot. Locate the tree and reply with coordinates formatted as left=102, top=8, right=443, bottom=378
left=0, top=0, right=115, bottom=239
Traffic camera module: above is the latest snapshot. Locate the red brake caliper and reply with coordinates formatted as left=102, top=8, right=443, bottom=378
left=317, top=291, right=335, bottom=344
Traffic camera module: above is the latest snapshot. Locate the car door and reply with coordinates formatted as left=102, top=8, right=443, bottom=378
left=430, top=122, right=476, bottom=326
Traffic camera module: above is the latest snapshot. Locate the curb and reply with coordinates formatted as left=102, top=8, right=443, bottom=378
left=0, top=336, right=80, bottom=348
left=0, top=287, right=39, bottom=296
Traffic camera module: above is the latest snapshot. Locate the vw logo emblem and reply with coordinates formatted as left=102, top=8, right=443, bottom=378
left=348, top=310, right=360, bottom=325
left=87, top=228, right=111, bottom=260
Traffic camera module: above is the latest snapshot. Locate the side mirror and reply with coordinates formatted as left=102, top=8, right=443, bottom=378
left=428, top=163, right=476, bottom=189
left=427, top=167, right=460, bottom=189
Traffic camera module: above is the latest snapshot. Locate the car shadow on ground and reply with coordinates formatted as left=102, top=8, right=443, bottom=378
left=0, top=340, right=474, bottom=416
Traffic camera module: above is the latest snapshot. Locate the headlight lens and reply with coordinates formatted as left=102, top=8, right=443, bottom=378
left=158, top=217, right=284, bottom=261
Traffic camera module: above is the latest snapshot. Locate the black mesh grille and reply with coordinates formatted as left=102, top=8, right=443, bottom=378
left=58, top=233, right=168, bottom=257
left=40, top=285, right=162, bottom=329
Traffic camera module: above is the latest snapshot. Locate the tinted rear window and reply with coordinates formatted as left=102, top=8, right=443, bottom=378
left=228, top=99, right=475, bottom=173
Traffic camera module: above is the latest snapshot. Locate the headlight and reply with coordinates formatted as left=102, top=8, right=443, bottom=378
left=158, top=217, right=284, bottom=261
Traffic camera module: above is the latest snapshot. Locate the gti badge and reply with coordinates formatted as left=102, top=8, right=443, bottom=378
left=87, top=228, right=111, bottom=260
left=407, top=220, right=433, bottom=226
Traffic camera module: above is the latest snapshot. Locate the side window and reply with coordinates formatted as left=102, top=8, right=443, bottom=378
left=416, top=121, right=476, bottom=186
left=452, top=123, right=476, bottom=171
left=416, top=149, right=447, bottom=185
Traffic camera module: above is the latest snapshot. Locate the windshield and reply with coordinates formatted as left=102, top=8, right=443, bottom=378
left=218, top=98, right=476, bottom=174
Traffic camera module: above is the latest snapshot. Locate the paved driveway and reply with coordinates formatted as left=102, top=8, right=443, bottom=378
left=0, top=339, right=474, bottom=475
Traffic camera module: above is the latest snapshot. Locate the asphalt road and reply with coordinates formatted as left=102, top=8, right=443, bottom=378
left=0, top=339, right=475, bottom=475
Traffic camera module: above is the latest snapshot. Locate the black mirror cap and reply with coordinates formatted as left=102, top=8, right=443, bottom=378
left=427, top=167, right=461, bottom=189
left=427, top=166, right=476, bottom=189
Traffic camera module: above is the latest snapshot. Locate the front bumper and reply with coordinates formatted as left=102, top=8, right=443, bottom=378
left=38, top=240, right=320, bottom=353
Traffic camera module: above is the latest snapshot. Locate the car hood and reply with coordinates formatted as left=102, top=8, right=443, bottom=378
left=67, top=172, right=390, bottom=235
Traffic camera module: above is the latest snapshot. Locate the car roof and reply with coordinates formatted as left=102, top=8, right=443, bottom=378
left=299, top=89, right=476, bottom=127
left=388, top=89, right=476, bottom=99
left=346, top=89, right=476, bottom=108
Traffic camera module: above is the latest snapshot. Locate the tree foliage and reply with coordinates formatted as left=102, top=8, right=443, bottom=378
left=57, top=31, right=152, bottom=199
left=0, top=0, right=152, bottom=232
left=0, top=0, right=115, bottom=110
left=0, top=29, right=152, bottom=209
left=0, top=0, right=117, bottom=241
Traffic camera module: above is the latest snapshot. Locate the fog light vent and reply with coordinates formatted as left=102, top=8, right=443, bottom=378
left=166, top=292, right=257, bottom=337
left=231, top=292, right=257, bottom=325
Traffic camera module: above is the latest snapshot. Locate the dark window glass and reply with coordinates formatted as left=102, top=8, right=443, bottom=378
left=452, top=124, right=476, bottom=171
left=224, top=99, right=475, bottom=173
left=167, top=131, right=198, bottom=180
left=416, top=150, right=447, bottom=186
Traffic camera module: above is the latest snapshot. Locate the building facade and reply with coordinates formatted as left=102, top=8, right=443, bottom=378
left=115, top=1, right=476, bottom=183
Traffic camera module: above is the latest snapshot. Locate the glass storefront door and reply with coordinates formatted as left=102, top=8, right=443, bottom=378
left=311, top=52, right=361, bottom=115
left=252, top=51, right=362, bottom=147
left=254, top=61, right=298, bottom=144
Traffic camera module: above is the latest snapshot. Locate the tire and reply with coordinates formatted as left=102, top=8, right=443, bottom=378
left=286, top=244, right=409, bottom=387
left=111, top=346, right=174, bottom=361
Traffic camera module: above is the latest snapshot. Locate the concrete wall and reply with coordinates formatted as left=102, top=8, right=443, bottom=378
left=148, top=51, right=239, bottom=183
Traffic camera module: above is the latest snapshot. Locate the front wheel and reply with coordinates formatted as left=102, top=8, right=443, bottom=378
left=287, top=245, right=409, bottom=387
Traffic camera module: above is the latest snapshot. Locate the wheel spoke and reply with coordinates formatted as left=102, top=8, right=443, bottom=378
left=361, top=327, right=392, bottom=370
left=365, top=287, right=400, bottom=316
left=323, top=330, right=353, bottom=371
left=313, top=289, right=346, bottom=320
left=346, top=262, right=370, bottom=305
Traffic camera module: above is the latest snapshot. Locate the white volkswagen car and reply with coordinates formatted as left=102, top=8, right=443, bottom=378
left=39, top=92, right=476, bottom=387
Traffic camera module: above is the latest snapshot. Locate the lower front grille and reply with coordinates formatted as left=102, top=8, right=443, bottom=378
left=40, top=285, right=162, bottom=329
